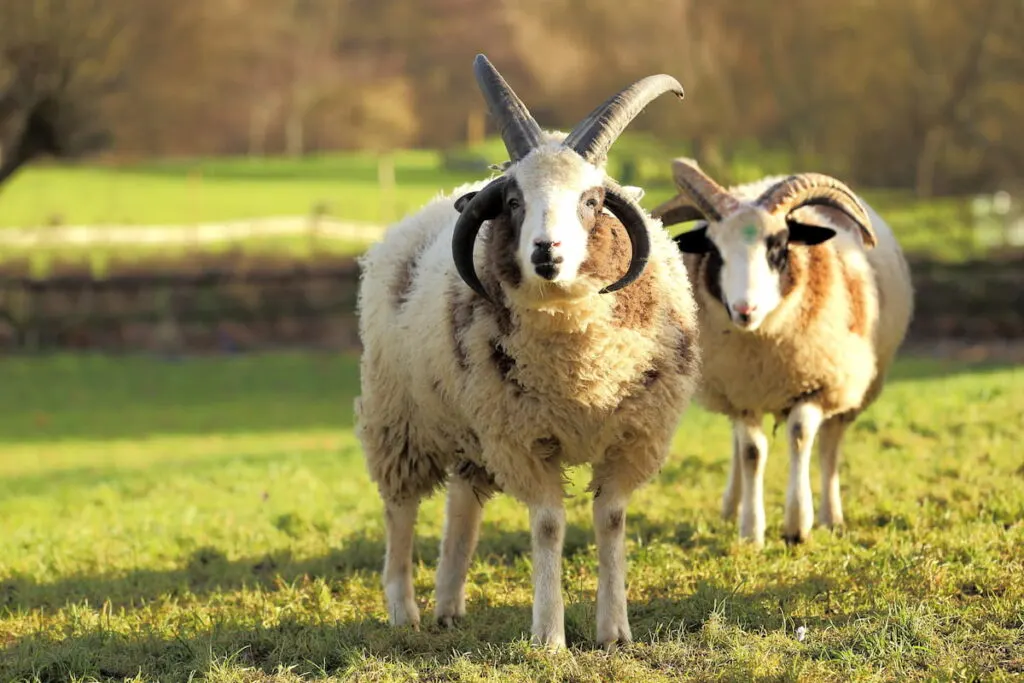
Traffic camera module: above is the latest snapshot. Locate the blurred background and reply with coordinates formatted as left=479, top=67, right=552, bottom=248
left=0, top=0, right=1022, bottom=354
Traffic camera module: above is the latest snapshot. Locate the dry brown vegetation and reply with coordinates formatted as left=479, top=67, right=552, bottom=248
left=1, top=0, right=1022, bottom=197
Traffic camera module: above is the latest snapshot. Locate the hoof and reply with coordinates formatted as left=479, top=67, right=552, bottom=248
left=436, top=613, right=462, bottom=629
left=531, top=631, right=567, bottom=651
left=600, top=635, right=632, bottom=653
left=783, top=532, right=809, bottom=546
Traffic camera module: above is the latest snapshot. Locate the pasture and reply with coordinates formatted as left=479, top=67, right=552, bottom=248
left=0, top=352, right=1021, bottom=681
left=0, top=138, right=986, bottom=267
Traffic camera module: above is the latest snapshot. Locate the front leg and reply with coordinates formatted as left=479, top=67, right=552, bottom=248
left=588, top=438, right=670, bottom=651
left=785, top=403, right=824, bottom=544
left=485, top=445, right=568, bottom=650
left=382, top=497, right=422, bottom=628
left=529, top=502, right=566, bottom=649
left=735, top=415, right=768, bottom=547
left=592, top=483, right=632, bottom=650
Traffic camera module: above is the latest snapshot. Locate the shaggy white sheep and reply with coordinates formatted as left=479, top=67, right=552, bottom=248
left=354, top=55, right=700, bottom=649
left=653, top=159, right=913, bottom=546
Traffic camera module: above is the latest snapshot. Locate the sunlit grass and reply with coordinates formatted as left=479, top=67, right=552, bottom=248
left=0, top=353, right=1021, bottom=680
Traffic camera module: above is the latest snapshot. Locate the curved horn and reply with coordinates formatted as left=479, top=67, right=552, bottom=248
left=651, top=194, right=709, bottom=227
left=600, top=180, right=652, bottom=294
left=473, top=54, right=543, bottom=164
left=564, top=74, right=684, bottom=167
left=451, top=177, right=509, bottom=302
left=668, top=158, right=739, bottom=222
left=755, top=173, right=877, bottom=248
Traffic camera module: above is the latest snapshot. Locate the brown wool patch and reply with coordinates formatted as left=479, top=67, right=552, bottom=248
left=642, top=367, right=660, bottom=387
left=455, top=459, right=501, bottom=500
left=579, top=214, right=657, bottom=327
left=490, top=338, right=519, bottom=386
left=787, top=244, right=834, bottom=329
left=390, top=251, right=419, bottom=308
left=675, top=329, right=698, bottom=376
left=841, top=260, right=869, bottom=337
left=484, top=214, right=522, bottom=289
left=607, top=509, right=624, bottom=531
left=534, top=436, right=562, bottom=460
left=448, top=284, right=474, bottom=370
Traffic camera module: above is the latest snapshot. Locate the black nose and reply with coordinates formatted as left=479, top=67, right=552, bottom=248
left=531, top=243, right=563, bottom=281
left=530, top=246, right=564, bottom=265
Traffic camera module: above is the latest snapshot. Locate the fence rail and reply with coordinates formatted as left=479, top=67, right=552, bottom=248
left=0, top=216, right=385, bottom=248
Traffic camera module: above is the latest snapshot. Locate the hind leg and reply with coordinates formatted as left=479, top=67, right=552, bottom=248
left=383, top=496, right=422, bottom=628
left=359, top=408, right=442, bottom=629
left=818, top=416, right=850, bottom=529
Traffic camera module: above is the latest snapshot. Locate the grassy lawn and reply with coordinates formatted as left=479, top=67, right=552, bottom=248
left=0, top=137, right=986, bottom=267
left=0, top=352, right=1021, bottom=681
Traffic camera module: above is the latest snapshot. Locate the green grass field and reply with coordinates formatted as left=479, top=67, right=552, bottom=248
left=0, top=136, right=986, bottom=266
left=1, top=353, right=1021, bottom=681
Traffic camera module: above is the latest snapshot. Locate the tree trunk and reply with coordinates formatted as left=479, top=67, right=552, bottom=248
left=285, top=110, right=305, bottom=158
left=915, top=126, right=946, bottom=198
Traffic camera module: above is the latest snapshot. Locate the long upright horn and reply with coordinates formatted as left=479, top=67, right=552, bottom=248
left=563, top=75, right=684, bottom=167
left=755, top=173, right=877, bottom=247
left=664, top=158, right=740, bottom=222
left=473, top=54, right=543, bottom=164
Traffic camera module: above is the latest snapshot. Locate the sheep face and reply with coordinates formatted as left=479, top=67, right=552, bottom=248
left=451, top=56, right=686, bottom=307
left=656, top=161, right=873, bottom=332
left=674, top=206, right=836, bottom=331
left=491, top=148, right=611, bottom=294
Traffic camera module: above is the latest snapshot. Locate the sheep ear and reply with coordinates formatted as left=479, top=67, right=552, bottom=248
left=454, top=192, right=478, bottom=214
left=673, top=226, right=712, bottom=253
left=621, top=185, right=645, bottom=202
left=786, top=221, right=836, bottom=245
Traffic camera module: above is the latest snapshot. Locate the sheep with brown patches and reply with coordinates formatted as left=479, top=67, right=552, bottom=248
left=652, top=160, right=913, bottom=547
left=354, top=55, right=700, bottom=650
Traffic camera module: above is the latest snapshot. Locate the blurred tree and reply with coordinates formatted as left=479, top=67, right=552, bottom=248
left=0, top=0, right=138, bottom=183
left=1, top=0, right=1021, bottom=194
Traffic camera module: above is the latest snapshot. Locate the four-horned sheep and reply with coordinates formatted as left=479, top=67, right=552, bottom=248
left=652, top=160, right=913, bottom=547
left=354, top=55, right=701, bottom=649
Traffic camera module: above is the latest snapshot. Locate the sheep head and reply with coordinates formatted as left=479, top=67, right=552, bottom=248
left=653, top=159, right=875, bottom=332
left=452, top=54, right=684, bottom=303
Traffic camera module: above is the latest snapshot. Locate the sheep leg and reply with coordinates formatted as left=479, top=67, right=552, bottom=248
left=528, top=501, right=567, bottom=649
left=736, top=416, right=769, bottom=547
left=817, top=416, right=848, bottom=529
left=487, top=448, right=567, bottom=649
left=592, top=483, right=632, bottom=650
left=784, top=403, right=824, bottom=544
left=382, top=497, right=421, bottom=628
left=720, top=431, right=742, bottom=521
left=434, top=475, right=488, bottom=627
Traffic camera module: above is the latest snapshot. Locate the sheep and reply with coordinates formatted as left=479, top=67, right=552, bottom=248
left=354, top=54, right=700, bottom=650
left=651, top=159, right=913, bottom=547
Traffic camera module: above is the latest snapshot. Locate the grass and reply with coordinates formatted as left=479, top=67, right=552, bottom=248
left=0, top=136, right=990, bottom=267
left=0, top=352, right=1021, bottom=681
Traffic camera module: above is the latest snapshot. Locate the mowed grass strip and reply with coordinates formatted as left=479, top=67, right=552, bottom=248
left=0, top=353, right=1021, bottom=681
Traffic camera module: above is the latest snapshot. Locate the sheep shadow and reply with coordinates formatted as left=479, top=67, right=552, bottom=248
left=0, top=572, right=864, bottom=681
left=0, top=516, right=605, bottom=614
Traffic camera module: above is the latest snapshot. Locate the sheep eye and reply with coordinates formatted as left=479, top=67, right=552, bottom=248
left=585, top=197, right=599, bottom=209
left=507, top=198, right=520, bottom=211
